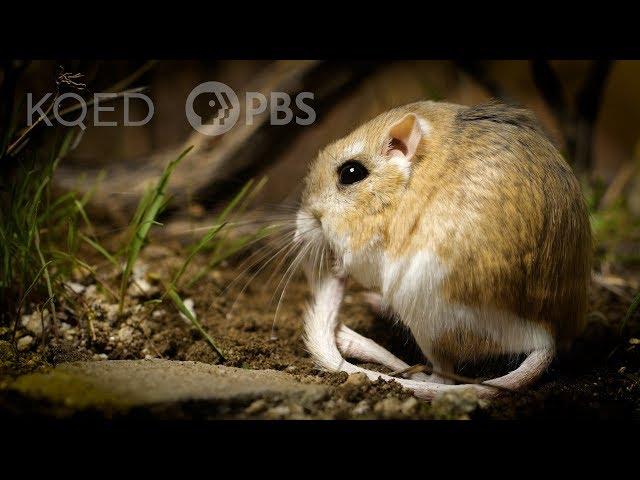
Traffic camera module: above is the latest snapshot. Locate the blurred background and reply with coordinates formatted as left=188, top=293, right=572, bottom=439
left=2, top=59, right=640, bottom=283
left=5, top=60, right=639, bottom=211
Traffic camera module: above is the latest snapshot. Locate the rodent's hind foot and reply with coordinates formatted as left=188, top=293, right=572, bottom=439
left=336, top=324, right=429, bottom=381
left=426, top=373, right=456, bottom=385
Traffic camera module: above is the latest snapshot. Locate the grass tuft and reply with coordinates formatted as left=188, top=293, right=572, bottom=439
left=1, top=100, right=267, bottom=358
left=118, top=146, right=193, bottom=313
left=0, top=128, right=84, bottom=324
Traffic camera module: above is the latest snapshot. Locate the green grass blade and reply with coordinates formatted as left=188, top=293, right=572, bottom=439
left=73, top=199, right=96, bottom=236
left=215, top=179, right=255, bottom=224
left=17, top=260, right=53, bottom=314
left=166, top=285, right=225, bottom=359
left=33, top=228, right=57, bottom=329
left=80, top=233, right=118, bottom=268
left=118, top=146, right=193, bottom=313
left=172, top=222, right=226, bottom=288
left=51, top=250, right=118, bottom=301
left=621, top=292, right=640, bottom=332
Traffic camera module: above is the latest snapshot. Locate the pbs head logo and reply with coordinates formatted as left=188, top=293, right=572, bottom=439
left=186, top=81, right=316, bottom=136
left=185, top=81, right=241, bottom=136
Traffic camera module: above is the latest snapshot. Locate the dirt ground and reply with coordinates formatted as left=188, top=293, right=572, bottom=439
left=2, top=241, right=640, bottom=420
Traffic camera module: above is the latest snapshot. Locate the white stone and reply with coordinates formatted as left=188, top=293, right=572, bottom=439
left=21, top=310, right=49, bottom=337
left=179, top=299, right=197, bottom=323
left=117, top=325, right=134, bottom=343
left=17, top=335, right=34, bottom=352
left=103, top=304, right=119, bottom=323
left=65, top=281, right=86, bottom=294
left=352, top=400, right=370, bottom=415
left=127, top=278, right=159, bottom=298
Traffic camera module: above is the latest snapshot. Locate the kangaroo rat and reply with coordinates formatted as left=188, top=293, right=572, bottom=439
left=294, top=100, right=592, bottom=400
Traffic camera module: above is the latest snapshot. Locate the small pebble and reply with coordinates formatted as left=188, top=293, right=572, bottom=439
left=401, top=397, right=419, bottom=415
left=21, top=310, right=49, bottom=337
left=127, top=278, right=159, bottom=298
left=65, top=281, right=86, bottom=294
left=211, top=270, right=223, bottom=282
left=352, top=400, right=370, bottom=416
left=245, top=399, right=268, bottom=415
left=17, top=335, right=34, bottom=352
left=83, top=285, right=99, bottom=301
left=431, top=389, right=480, bottom=420
left=179, top=299, right=197, bottom=323
left=118, top=325, right=134, bottom=343
left=344, top=372, right=370, bottom=388
left=266, top=405, right=291, bottom=419
left=338, top=372, right=371, bottom=399
left=103, top=304, right=119, bottom=323
left=374, top=397, right=404, bottom=419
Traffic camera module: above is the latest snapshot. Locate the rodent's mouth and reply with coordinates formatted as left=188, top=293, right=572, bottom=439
left=295, top=207, right=346, bottom=277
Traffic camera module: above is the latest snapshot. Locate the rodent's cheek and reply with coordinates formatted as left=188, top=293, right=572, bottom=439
left=323, top=217, right=353, bottom=255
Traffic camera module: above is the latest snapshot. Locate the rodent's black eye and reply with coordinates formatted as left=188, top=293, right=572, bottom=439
left=338, top=160, right=369, bottom=185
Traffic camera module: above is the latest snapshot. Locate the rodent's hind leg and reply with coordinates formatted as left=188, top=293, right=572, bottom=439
left=376, top=347, right=555, bottom=400
left=337, top=325, right=430, bottom=381
left=482, top=347, right=554, bottom=391
left=362, top=291, right=385, bottom=316
left=303, top=275, right=553, bottom=401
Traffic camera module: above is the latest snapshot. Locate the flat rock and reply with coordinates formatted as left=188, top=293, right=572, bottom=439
left=5, top=359, right=327, bottom=417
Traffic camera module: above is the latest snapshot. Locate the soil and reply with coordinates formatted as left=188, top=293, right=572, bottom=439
left=1, top=241, right=639, bottom=420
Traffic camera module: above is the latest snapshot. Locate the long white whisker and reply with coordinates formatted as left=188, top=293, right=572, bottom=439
left=226, top=231, right=311, bottom=317
left=204, top=229, right=297, bottom=314
left=270, top=239, right=316, bottom=337
left=221, top=231, right=298, bottom=296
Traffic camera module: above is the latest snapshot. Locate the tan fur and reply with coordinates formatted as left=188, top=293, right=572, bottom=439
left=432, top=326, right=504, bottom=366
left=301, top=100, right=592, bottom=361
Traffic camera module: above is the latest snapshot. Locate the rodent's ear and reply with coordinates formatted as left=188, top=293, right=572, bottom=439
left=382, top=113, right=425, bottom=162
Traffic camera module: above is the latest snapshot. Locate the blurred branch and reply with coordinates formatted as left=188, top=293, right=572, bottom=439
left=109, top=60, right=158, bottom=93
left=599, top=141, right=640, bottom=210
left=599, top=163, right=637, bottom=210
left=55, top=60, right=323, bottom=221
left=454, top=60, right=512, bottom=101
left=531, top=59, right=570, bottom=127
left=531, top=59, right=613, bottom=173
left=573, top=60, right=613, bottom=172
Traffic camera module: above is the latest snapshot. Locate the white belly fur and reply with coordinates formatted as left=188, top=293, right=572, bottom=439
left=347, top=249, right=553, bottom=361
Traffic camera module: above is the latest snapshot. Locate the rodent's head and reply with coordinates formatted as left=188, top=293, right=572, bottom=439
left=296, top=111, right=428, bottom=270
